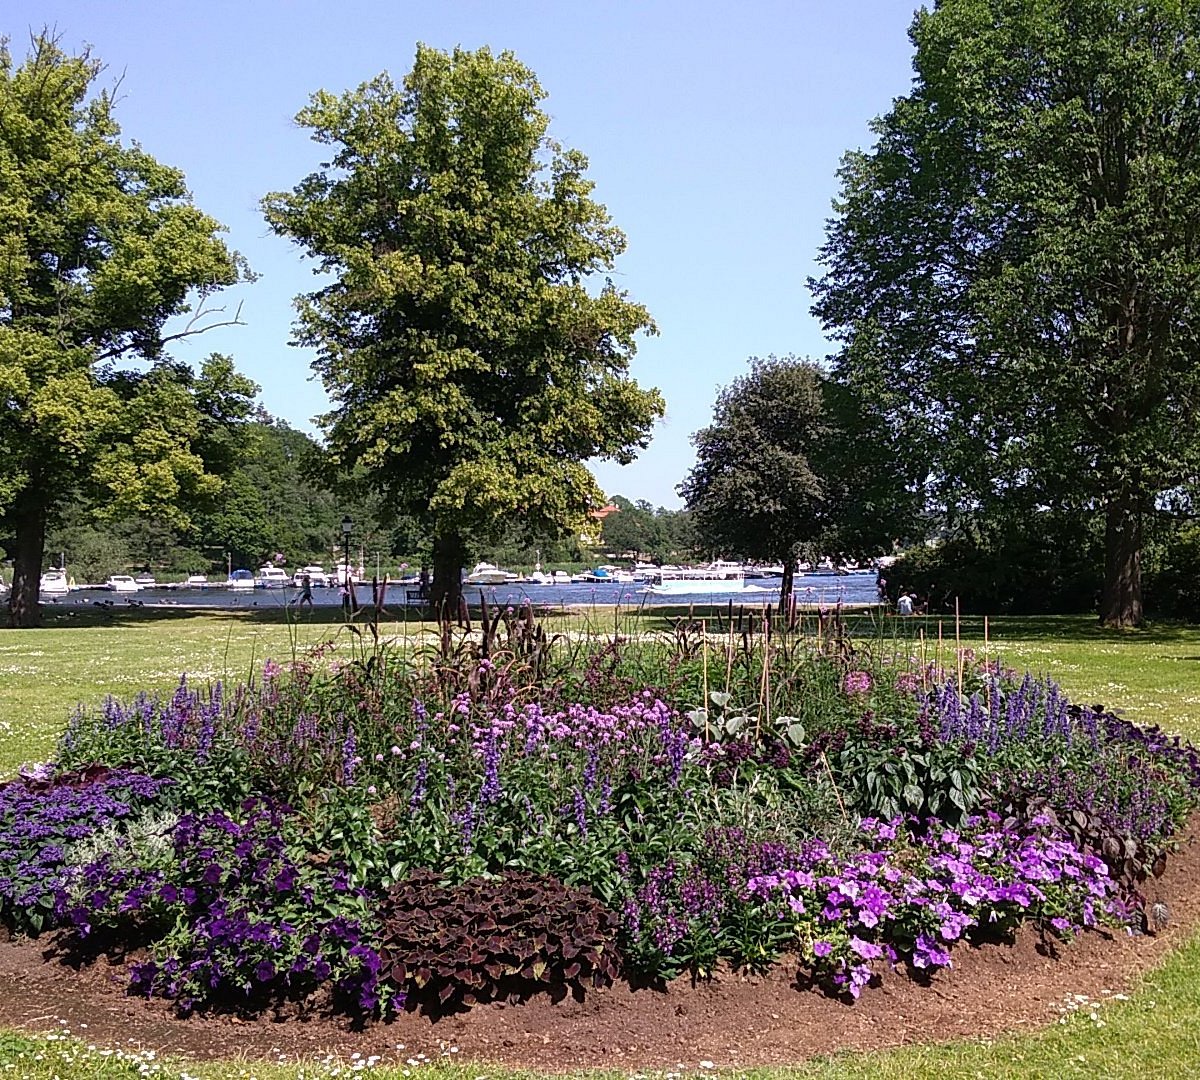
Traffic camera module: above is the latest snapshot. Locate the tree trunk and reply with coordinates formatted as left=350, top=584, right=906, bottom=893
left=779, top=556, right=796, bottom=612
left=8, top=502, right=47, bottom=629
left=429, top=532, right=467, bottom=620
left=1099, top=487, right=1143, bottom=628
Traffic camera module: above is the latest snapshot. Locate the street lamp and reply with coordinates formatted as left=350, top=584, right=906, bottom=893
left=340, top=516, right=353, bottom=582
left=340, top=516, right=353, bottom=615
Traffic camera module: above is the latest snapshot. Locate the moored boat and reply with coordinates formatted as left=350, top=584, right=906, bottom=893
left=227, top=569, right=255, bottom=590
left=292, top=565, right=331, bottom=588
left=255, top=566, right=291, bottom=588
left=39, top=569, right=70, bottom=595
left=105, top=574, right=140, bottom=593
left=465, top=562, right=519, bottom=585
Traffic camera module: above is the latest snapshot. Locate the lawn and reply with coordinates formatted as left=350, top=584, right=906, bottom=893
left=0, top=607, right=1199, bottom=1078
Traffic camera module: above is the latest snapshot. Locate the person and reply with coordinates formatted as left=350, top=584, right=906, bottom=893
left=876, top=573, right=888, bottom=601
left=297, top=574, right=314, bottom=610
left=897, top=591, right=914, bottom=617
left=340, top=578, right=351, bottom=617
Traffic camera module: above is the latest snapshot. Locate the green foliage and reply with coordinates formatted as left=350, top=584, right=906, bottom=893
left=1145, top=518, right=1200, bottom=619
left=0, top=35, right=255, bottom=625
left=262, top=44, right=663, bottom=602
left=812, top=0, right=1200, bottom=626
left=889, top=514, right=1103, bottom=616
left=680, top=357, right=915, bottom=591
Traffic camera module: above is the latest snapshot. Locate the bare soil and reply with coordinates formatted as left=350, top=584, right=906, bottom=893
left=0, top=823, right=1197, bottom=1072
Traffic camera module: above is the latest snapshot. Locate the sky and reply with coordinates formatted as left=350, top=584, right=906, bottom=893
left=10, top=1, right=920, bottom=508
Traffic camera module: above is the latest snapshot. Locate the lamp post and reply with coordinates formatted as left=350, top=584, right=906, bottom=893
left=340, top=516, right=353, bottom=614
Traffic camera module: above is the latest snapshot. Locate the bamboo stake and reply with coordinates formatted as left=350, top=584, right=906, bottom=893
left=955, top=596, right=963, bottom=692
left=725, top=618, right=735, bottom=697
left=820, top=751, right=850, bottom=822
left=763, top=612, right=771, bottom=738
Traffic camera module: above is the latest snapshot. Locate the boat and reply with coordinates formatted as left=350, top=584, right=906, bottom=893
left=292, top=565, right=331, bottom=588
left=105, top=574, right=140, bottom=593
left=255, top=566, right=291, bottom=588
left=133, top=573, right=157, bottom=588
left=183, top=574, right=211, bottom=589
left=743, top=563, right=785, bottom=579
left=39, top=570, right=70, bottom=595
left=227, top=569, right=255, bottom=590
left=572, top=565, right=635, bottom=584
left=641, top=560, right=756, bottom=595
left=550, top=570, right=572, bottom=584
left=332, top=562, right=362, bottom=587
left=465, top=562, right=519, bottom=585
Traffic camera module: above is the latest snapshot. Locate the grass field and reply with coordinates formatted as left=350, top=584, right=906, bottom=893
left=1, top=607, right=1199, bottom=1077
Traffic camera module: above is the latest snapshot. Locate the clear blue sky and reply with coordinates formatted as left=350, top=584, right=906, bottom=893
left=11, top=1, right=919, bottom=507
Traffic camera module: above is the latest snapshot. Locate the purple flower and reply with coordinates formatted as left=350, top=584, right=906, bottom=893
left=843, top=670, right=873, bottom=695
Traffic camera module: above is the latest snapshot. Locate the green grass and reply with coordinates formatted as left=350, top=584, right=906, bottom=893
left=2, top=610, right=1200, bottom=1076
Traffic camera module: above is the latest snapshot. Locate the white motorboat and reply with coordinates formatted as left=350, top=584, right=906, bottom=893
left=227, top=569, right=255, bottom=590
left=292, top=565, right=330, bottom=588
left=39, top=570, right=70, bottom=595
left=183, top=574, right=211, bottom=588
left=642, top=561, right=759, bottom=595
left=572, top=565, right=635, bottom=584
left=133, top=573, right=157, bottom=588
left=256, top=566, right=291, bottom=588
left=105, top=574, right=140, bottom=593
left=465, top=562, right=519, bottom=585
left=550, top=570, right=572, bottom=584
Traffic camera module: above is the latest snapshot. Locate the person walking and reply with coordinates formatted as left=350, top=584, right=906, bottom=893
left=297, top=574, right=314, bottom=610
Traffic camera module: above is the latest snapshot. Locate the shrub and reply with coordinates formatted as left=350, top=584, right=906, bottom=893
left=377, top=871, right=620, bottom=1009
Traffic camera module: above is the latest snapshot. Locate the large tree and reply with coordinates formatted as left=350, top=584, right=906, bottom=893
left=679, top=356, right=912, bottom=606
left=0, top=35, right=253, bottom=626
left=811, top=0, right=1200, bottom=627
left=263, top=45, right=663, bottom=612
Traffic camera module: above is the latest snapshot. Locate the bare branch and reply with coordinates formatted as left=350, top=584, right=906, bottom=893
left=93, top=300, right=245, bottom=363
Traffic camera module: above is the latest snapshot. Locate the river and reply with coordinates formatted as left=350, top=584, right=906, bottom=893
left=44, top=572, right=882, bottom=611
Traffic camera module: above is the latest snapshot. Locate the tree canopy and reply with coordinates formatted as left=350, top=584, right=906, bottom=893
left=0, top=34, right=254, bottom=625
left=810, top=0, right=1200, bottom=627
left=263, top=44, right=664, bottom=610
left=679, top=356, right=912, bottom=605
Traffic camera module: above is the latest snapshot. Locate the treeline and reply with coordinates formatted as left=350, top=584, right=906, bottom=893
left=31, top=417, right=679, bottom=584
left=884, top=503, right=1200, bottom=621
left=33, top=418, right=396, bottom=583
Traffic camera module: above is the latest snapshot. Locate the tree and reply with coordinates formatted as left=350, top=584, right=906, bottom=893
left=810, top=0, right=1200, bottom=627
left=263, top=45, right=663, bottom=612
left=601, top=496, right=664, bottom=561
left=0, top=35, right=252, bottom=626
left=679, top=356, right=911, bottom=606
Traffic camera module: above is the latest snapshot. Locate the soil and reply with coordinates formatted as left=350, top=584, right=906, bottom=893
left=0, top=823, right=1197, bottom=1072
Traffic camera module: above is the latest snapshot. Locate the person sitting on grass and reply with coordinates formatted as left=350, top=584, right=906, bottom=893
left=897, top=591, right=914, bottom=616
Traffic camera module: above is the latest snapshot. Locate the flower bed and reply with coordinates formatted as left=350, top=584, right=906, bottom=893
left=2, top=620, right=1197, bottom=1019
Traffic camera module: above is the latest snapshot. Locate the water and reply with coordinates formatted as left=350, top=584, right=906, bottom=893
left=45, top=572, right=882, bottom=611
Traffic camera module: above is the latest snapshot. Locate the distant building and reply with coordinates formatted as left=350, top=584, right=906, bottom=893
left=581, top=503, right=620, bottom=548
